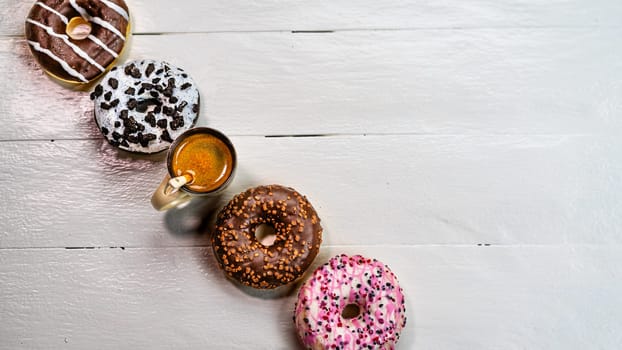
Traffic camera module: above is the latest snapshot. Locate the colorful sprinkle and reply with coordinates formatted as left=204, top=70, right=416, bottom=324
left=294, top=254, right=407, bottom=350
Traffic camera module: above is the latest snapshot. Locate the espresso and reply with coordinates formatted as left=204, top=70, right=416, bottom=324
left=170, top=133, right=234, bottom=193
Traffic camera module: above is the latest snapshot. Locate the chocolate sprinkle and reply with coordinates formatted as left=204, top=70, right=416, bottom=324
left=140, top=133, right=156, bottom=147
left=108, top=78, right=118, bottom=89
left=161, top=130, right=173, bottom=142
left=212, top=185, right=323, bottom=289
left=156, top=119, right=167, bottom=128
left=145, top=63, right=155, bottom=78
left=177, top=101, right=188, bottom=111
left=130, top=67, right=141, bottom=79
left=162, top=106, right=174, bottom=116
left=94, top=60, right=200, bottom=154
left=124, top=64, right=135, bottom=76
left=90, top=84, right=103, bottom=100
left=144, top=113, right=156, bottom=127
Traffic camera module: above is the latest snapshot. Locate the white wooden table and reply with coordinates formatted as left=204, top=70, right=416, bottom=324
left=2, top=1, right=622, bottom=348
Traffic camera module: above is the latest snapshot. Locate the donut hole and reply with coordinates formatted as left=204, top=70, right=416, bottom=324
left=341, top=304, right=361, bottom=319
left=255, top=223, right=277, bottom=246
left=66, top=17, right=92, bottom=40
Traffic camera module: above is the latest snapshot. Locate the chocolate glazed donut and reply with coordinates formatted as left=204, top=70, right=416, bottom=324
left=212, top=185, right=323, bottom=289
left=25, top=0, right=130, bottom=84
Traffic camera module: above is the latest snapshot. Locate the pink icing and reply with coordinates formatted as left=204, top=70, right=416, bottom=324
left=294, top=254, right=407, bottom=349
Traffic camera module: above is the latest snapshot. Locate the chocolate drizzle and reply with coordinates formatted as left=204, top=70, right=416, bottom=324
left=25, top=0, right=130, bottom=83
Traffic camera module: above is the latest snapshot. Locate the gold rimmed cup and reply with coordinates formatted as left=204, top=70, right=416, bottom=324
left=151, top=127, right=237, bottom=211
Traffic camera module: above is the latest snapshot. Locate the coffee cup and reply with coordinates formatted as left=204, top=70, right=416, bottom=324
left=151, top=127, right=237, bottom=211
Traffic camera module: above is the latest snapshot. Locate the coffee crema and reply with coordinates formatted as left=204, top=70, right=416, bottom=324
left=170, top=133, right=234, bottom=193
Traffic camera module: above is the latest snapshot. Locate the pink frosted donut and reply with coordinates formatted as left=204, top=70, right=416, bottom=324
left=294, top=255, right=407, bottom=350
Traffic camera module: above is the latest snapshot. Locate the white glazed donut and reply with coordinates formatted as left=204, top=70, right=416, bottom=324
left=294, top=254, right=407, bottom=350
left=91, top=59, right=200, bottom=153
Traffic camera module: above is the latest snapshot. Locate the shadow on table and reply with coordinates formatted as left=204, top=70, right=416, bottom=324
left=164, top=195, right=224, bottom=238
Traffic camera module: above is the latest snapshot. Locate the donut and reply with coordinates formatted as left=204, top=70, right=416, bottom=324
left=212, top=185, right=323, bottom=289
left=91, top=59, right=200, bottom=154
left=294, top=254, right=407, bottom=350
left=25, top=0, right=130, bottom=84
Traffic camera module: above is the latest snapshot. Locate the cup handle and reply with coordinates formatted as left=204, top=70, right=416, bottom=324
left=151, top=174, right=192, bottom=211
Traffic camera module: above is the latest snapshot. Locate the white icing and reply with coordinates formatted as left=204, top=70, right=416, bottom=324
left=69, top=0, right=126, bottom=41
left=294, top=255, right=406, bottom=349
left=27, top=18, right=105, bottom=72
left=34, top=2, right=68, bottom=23
left=99, top=0, right=129, bottom=21
left=87, top=35, right=118, bottom=58
left=93, top=60, right=201, bottom=154
left=32, top=1, right=120, bottom=58
left=27, top=40, right=88, bottom=82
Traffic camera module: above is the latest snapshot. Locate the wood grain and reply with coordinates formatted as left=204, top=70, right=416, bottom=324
left=1, top=245, right=620, bottom=349
left=1, top=134, right=620, bottom=248
left=2, top=0, right=621, bottom=349
left=4, top=0, right=622, bottom=36
left=2, top=29, right=622, bottom=140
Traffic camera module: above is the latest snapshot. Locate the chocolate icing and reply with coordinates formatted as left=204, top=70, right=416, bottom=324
left=25, top=0, right=129, bottom=83
left=213, top=185, right=323, bottom=289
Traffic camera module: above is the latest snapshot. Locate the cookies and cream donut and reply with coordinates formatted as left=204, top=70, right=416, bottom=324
left=92, top=59, right=200, bottom=154
left=25, top=0, right=130, bottom=84
left=212, top=185, right=323, bottom=289
left=294, top=255, right=407, bottom=350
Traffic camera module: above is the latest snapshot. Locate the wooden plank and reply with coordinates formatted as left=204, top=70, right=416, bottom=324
left=1, top=135, right=620, bottom=248
left=0, top=245, right=620, bottom=349
left=4, top=0, right=622, bottom=36
left=2, top=29, right=621, bottom=140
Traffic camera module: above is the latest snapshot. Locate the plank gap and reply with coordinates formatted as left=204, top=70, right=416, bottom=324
left=291, top=30, right=334, bottom=34
left=2, top=243, right=620, bottom=251
left=264, top=134, right=333, bottom=138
